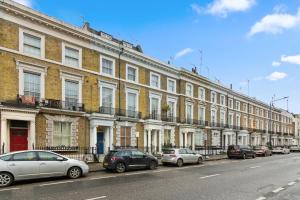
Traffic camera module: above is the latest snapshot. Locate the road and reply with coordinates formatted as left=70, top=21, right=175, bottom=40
left=1, top=153, right=300, bottom=200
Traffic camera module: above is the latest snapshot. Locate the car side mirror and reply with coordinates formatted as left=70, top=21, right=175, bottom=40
left=57, top=157, right=64, bottom=161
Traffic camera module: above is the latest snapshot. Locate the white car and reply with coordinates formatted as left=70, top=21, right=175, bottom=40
left=272, top=147, right=290, bottom=154
left=0, top=150, right=89, bottom=187
left=161, top=148, right=203, bottom=167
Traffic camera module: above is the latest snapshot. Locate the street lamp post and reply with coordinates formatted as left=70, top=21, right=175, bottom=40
left=269, top=96, right=288, bottom=147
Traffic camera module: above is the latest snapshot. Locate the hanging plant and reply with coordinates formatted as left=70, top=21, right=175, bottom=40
left=161, top=104, right=170, bottom=112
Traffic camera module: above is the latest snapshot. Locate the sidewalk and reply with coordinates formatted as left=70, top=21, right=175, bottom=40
left=87, top=154, right=228, bottom=172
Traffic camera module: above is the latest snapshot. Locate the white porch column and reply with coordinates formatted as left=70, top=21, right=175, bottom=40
left=153, top=130, right=158, bottom=152
left=184, top=132, right=188, bottom=148
left=158, top=130, right=162, bottom=153
left=1, top=118, right=7, bottom=153
left=109, top=127, right=113, bottom=150
left=147, top=129, right=151, bottom=152
left=90, top=126, right=97, bottom=148
left=192, top=133, right=195, bottom=151
left=144, top=129, right=147, bottom=151
left=179, top=131, right=183, bottom=147
left=29, top=120, right=36, bottom=150
left=104, top=128, right=109, bottom=154
left=170, top=128, right=175, bottom=146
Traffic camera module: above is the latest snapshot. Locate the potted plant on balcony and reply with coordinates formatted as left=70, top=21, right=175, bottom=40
left=161, top=104, right=170, bottom=112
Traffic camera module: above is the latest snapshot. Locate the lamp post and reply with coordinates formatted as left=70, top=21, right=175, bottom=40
left=269, top=96, right=288, bottom=147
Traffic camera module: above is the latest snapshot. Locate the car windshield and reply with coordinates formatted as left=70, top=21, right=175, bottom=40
left=253, top=146, right=262, bottom=150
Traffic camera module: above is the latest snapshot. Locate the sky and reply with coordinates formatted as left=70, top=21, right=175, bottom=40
left=14, top=0, right=300, bottom=113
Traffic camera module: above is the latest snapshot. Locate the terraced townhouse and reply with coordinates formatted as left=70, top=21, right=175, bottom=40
left=0, top=0, right=295, bottom=159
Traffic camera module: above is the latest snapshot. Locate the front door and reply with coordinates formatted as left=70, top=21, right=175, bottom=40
left=10, top=128, right=28, bottom=152
left=97, top=132, right=104, bottom=154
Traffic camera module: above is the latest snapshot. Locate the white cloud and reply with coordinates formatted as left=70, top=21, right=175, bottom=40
left=174, top=48, right=194, bottom=59
left=247, top=7, right=300, bottom=37
left=13, top=0, right=33, bottom=8
left=281, top=54, right=300, bottom=65
left=266, top=71, right=287, bottom=81
left=272, top=61, right=281, bottom=67
left=194, top=0, right=256, bottom=17
left=191, top=3, right=202, bottom=15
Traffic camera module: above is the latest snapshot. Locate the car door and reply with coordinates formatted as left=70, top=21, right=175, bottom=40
left=7, top=151, right=40, bottom=180
left=178, top=149, right=189, bottom=163
left=38, top=151, right=67, bottom=178
left=186, top=148, right=197, bottom=163
left=129, top=150, right=147, bottom=169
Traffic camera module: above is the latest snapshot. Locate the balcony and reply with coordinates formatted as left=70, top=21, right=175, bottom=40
left=161, top=112, right=179, bottom=123
left=145, top=112, right=161, bottom=120
left=116, top=108, right=141, bottom=119
left=40, top=99, right=85, bottom=112
left=0, top=95, right=38, bottom=109
left=99, top=106, right=115, bottom=115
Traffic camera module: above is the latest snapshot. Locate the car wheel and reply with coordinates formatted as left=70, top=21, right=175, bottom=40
left=252, top=154, right=256, bottom=159
left=116, top=162, right=126, bottom=173
left=149, top=161, right=157, bottom=170
left=177, top=159, right=183, bottom=167
left=197, top=157, right=203, bottom=164
left=68, top=167, right=82, bottom=179
left=243, top=153, right=246, bottom=159
left=0, top=172, right=13, bottom=187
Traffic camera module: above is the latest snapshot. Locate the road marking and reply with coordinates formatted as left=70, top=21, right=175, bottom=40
left=256, top=197, right=266, bottom=200
left=250, top=166, right=261, bottom=169
left=199, top=174, right=220, bottom=179
left=89, top=175, right=116, bottom=180
left=125, top=172, right=148, bottom=176
left=39, top=180, right=74, bottom=187
left=288, top=181, right=296, bottom=186
left=0, top=188, right=20, bottom=192
left=85, top=196, right=107, bottom=200
left=272, top=187, right=284, bottom=193
left=153, top=169, right=171, bottom=173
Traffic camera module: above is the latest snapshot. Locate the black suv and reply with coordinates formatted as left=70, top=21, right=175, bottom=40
left=103, top=149, right=158, bottom=173
left=227, top=145, right=256, bottom=159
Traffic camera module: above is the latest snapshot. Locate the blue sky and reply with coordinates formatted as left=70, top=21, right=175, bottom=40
left=15, top=0, right=300, bottom=113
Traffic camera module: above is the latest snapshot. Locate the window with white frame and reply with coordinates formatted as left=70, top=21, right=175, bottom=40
left=151, top=97, right=159, bottom=114
left=260, top=109, right=263, bottom=117
left=260, top=120, right=263, bottom=130
left=244, top=116, right=248, bottom=127
left=211, top=91, right=217, bottom=104
left=243, top=104, right=247, bottom=112
left=220, top=95, right=225, bottom=106
left=256, top=108, right=259, bottom=116
left=249, top=105, right=253, bottom=114
left=235, top=101, right=240, bottom=111
left=120, top=127, right=131, bottom=147
left=167, top=78, right=176, bottom=93
left=126, top=88, right=139, bottom=118
left=220, top=111, right=226, bottom=126
left=229, top=113, right=233, bottom=127
left=211, top=109, right=217, bottom=126
left=101, top=87, right=113, bottom=108
left=20, top=29, right=45, bottom=58
left=199, top=107, right=205, bottom=122
left=65, top=80, right=79, bottom=107
left=53, top=121, right=71, bottom=146
left=236, top=115, right=240, bottom=127
left=150, top=72, right=160, bottom=88
left=62, top=43, right=82, bottom=68
left=228, top=98, right=233, bottom=109
left=186, top=83, right=193, bottom=97
left=256, top=119, right=259, bottom=129
left=167, top=97, right=176, bottom=120
left=249, top=118, right=253, bottom=128
left=24, top=71, right=41, bottom=100
left=101, top=56, right=115, bottom=76
left=186, top=103, right=193, bottom=123
left=199, top=87, right=205, bottom=100
left=126, top=65, right=138, bottom=82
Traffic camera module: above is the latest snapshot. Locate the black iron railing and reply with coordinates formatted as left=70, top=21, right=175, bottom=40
left=99, top=106, right=115, bottom=115
left=40, top=99, right=85, bottom=112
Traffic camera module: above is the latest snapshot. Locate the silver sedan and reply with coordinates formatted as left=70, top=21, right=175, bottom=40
left=0, top=150, right=89, bottom=187
left=161, top=148, right=203, bottom=167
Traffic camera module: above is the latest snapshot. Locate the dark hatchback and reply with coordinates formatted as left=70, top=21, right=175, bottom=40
left=227, top=145, right=256, bottom=159
left=103, top=149, right=158, bottom=173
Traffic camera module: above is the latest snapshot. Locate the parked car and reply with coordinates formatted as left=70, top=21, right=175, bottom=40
left=161, top=148, right=203, bottom=167
left=253, top=146, right=272, bottom=157
left=272, top=146, right=290, bottom=154
left=227, top=145, right=256, bottom=159
left=0, top=150, right=89, bottom=187
left=289, top=145, right=300, bottom=152
left=103, top=149, right=158, bottom=173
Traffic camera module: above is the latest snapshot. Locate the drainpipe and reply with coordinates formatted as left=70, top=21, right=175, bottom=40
left=118, top=47, right=124, bottom=116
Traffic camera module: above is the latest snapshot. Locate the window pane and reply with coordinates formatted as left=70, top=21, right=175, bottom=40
left=151, top=98, right=159, bottom=113
left=102, top=87, right=113, bottom=107
left=127, top=93, right=136, bottom=110
left=24, top=72, right=41, bottom=100
left=168, top=80, right=174, bottom=92
left=53, top=122, right=71, bottom=146
left=65, top=80, right=79, bottom=107
left=102, top=58, right=113, bottom=75
left=23, top=33, right=41, bottom=57
left=65, top=47, right=79, bottom=67
left=38, top=152, right=62, bottom=161
left=120, top=127, right=131, bottom=147
left=127, top=67, right=136, bottom=81
left=151, top=74, right=159, bottom=87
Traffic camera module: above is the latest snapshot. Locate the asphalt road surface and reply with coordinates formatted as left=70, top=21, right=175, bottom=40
left=1, top=153, right=300, bottom=200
